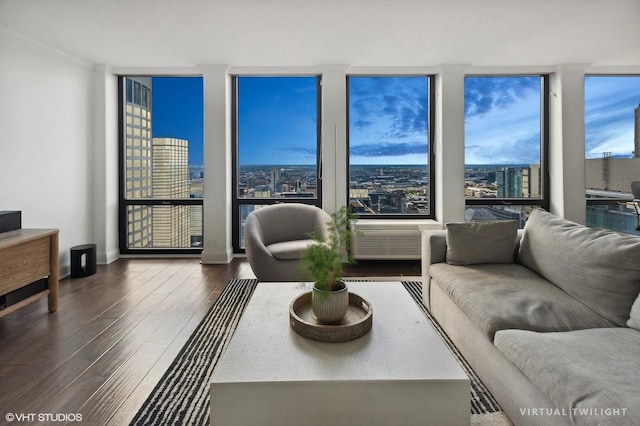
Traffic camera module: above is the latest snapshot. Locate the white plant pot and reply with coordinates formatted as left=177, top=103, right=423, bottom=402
left=312, top=280, right=349, bottom=324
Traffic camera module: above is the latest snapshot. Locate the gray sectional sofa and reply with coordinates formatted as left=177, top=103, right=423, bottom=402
left=422, top=209, right=640, bottom=426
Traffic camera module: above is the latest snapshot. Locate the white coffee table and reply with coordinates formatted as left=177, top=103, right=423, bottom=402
left=210, top=281, right=469, bottom=425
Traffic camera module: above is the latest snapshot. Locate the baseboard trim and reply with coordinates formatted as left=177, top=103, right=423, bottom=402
left=201, top=247, right=233, bottom=264
left=98, top=249, right=120, bottom=265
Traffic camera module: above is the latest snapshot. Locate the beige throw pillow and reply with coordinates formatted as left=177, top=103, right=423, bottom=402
left=445, top=221, right=518, bottom=266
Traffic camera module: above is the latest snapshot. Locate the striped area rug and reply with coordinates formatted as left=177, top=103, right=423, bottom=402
left=131, top=279, right=507, bottom=425
left=402, top=280, right=501, bottom=414
left=131, top=278, right=259, bottom=426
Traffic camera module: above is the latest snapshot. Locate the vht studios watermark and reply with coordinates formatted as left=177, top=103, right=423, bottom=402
left=521, top=407, right=628, bottom=417
left=5, top=413, right=83, bottom=423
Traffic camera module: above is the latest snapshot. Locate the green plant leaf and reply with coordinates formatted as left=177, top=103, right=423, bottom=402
left=300, top=206, right=359, bottom=291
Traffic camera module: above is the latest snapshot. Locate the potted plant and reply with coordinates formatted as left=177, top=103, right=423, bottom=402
left=300, top=206, right=357, bottom=324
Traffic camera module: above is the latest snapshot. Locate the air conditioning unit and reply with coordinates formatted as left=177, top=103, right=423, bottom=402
left=351, top=219, right=441, bottom=260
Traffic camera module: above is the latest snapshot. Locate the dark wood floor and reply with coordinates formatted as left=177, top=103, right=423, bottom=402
left=0, top=257, right=420, bottom=425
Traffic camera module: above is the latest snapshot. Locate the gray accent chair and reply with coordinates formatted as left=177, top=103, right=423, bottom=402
left=244, top=203, right=333, bottom=281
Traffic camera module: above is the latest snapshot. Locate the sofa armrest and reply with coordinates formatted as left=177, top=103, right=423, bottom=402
left=421, top=230, right=447, bottom=310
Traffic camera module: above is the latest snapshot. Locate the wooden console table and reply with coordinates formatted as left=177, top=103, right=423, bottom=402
left=0, top=229, right=59, bottom=317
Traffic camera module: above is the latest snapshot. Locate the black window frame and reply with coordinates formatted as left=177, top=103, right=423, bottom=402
left=464, top=74, right=551, bottom=214
left=231, top=75, right=323, bottom=253
left=117, top=76, right=204, bottom=255
left=346, top=74, right=436, bottom=220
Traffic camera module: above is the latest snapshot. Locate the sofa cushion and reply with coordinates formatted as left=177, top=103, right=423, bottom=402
left=445, top=221, right=517, bottom=265
left=495, top=328, right=640, bottom=424
left=628, top=294, right=640, bottom=331
left=429, top=262, right=615, bottom=339
left=517, top=209, right=640, bottom=326
left=267, top=239, right=316, bottom=260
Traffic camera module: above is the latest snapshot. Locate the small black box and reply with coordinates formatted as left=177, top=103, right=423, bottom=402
left=0, top=211, right=22, bottom=233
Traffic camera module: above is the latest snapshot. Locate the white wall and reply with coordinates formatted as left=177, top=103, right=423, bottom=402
left=435, top=65, right=468, bottom=225
left=92, top=65, right=119, bottom=264
left=549, top=66, right=588, bottom=224
left=319, top=65, right=349, bottom=214
left=0, top=28, right=94, bottom=276
left=201, top=65, right=233, bottom=264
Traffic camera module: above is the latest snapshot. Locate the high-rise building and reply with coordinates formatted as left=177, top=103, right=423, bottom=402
left=124, top=78, right=199, bottom=249
left=584, top=104, right=640, bottom=235
left=190, top=205, right=203, bottom=247
left=496, top=167, right=523, bottom=198
left=496, top=165, right=541, bottom=199
left=124, top=77, right=153, bottom=248
left=270, top=168, right=281, bottom=193
left=152, top=137, right=190, bottom=247
left=527, top=165, right=541, bottom=198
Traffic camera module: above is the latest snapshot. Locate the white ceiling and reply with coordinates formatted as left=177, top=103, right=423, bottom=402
left=1, top=0, right=640, bottom=69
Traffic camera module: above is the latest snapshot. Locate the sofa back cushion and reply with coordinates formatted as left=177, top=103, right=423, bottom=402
left=517, top=209, right=640, bottom=326
left=445, top=221, right=517, bottom=265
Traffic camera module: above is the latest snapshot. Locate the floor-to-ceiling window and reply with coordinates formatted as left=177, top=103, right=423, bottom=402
left=464, top=75, right=549, bottom=226
left=347, top=76, right=434, bottom=217
left=232, top=76, right=322, bottom=252
left=584, top=75, right=640, bottom=235
left=118, top=76, right=204, bottom=254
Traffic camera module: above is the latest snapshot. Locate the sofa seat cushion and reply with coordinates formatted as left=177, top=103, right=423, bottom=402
left=495, top=328, right=640, bottom=424
left=429, top=263, right=615, bottom=339
left=267, top=239, right=316, bottom=260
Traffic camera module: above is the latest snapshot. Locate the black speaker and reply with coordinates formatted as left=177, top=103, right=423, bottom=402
left=0, top=211, right=21, bottom=233
left=70, top=244, right=97, bottom=278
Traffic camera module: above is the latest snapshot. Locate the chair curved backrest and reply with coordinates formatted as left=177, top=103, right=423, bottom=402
left=244, top=203, right=333, bottom=281
left=249, top=203, right=332, bottom=246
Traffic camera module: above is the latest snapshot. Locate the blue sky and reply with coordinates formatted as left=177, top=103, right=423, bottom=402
left=151, top=75, right=640, bottom=167
left=152, top=77, right=204, bottom=165
left=464, top=76, right=541, bottom=165
left=349, top=77, right=428, bottom=165
left=585, top=76, right=640, bottom=159
left=237, top=77, right=318, bottom=165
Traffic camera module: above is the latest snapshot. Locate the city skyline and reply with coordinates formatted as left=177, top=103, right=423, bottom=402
left=152, top=75, right=640, bottom=167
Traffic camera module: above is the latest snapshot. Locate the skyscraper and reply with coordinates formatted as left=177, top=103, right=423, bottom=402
left=517, top=166, right=540, bottom=199
left=124, top=77, right=153, bottom=248
left=124, top=78, right=200, bottom=249
left=152, top=137, right=190, bottom=247
left=270, top=168, right=281, bottom=193
left=496, top=167, right=523, bottom=198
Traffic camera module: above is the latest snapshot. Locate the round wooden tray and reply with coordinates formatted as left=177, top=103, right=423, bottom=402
left=289, top=291, right=373, bottom=343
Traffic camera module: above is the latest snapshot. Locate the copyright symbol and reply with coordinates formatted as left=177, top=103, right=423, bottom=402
left=5, top=413, right=15, bottom=422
